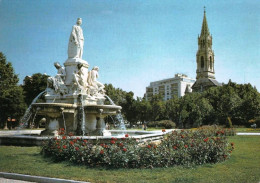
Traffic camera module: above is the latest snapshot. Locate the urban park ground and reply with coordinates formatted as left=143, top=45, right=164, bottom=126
left=0, top=128, right=259, bottom=183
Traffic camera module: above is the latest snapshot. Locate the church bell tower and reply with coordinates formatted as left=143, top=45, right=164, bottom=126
left=192, top=7, right=221, bottom=92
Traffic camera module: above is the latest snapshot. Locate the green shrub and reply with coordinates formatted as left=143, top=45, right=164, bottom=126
left=147, top=120, right=176, bottom=129
left=41, top=127, right=234, bottom=168
left=195, top=125, right=236, bottom=136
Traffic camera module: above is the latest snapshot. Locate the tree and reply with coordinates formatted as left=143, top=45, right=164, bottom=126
left=22, top=73, right=49, bottom=106
left=0, top=52, right=26, bottom=128
left=135, top=97, right=152, bottom=123
left=104, top=83, right=128, bottom=105
left=150, top=94, right=166, bottom=121
left=120, top=91, right=138, bottom=125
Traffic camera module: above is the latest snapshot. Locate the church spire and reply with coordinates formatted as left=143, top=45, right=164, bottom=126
left=192, top=7, right=221, bottom=92
left=200, top=7, right=210, bottom=36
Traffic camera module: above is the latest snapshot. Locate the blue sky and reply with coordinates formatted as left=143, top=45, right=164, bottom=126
left=0, top=0, right=259, bottom=97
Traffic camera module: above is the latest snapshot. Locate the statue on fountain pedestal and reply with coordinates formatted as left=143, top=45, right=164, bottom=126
left=68, top=18, right=84, bottom=59
left=87, top=66, right=105, bottom=96
left=47, top=62, right=68, bottom=95
left=72, top=63, right=88, bottom=94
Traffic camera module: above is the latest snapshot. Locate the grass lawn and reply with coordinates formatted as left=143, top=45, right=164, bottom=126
left=0, top=136, right=259, bottom=183
left=235, top=128, right=260, bottom=133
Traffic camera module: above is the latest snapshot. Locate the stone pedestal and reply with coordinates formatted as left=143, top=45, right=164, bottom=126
left=64, top=58, right=89, bottom=86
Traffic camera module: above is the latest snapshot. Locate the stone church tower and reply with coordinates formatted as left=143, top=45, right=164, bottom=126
left=192, top=8, right=221, bottom=92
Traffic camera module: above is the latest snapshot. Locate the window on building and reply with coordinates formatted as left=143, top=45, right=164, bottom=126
left=201, top=56, right=204, bottom=68
left=210, top=56, right=212, bottom=70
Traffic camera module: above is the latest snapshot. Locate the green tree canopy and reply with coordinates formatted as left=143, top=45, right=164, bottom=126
left=22, top=73, right=49, bottom=106
left=0, top=52, right=26, bottom=127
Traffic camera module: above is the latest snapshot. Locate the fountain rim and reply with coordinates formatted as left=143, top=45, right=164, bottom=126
left=32, top=103, right=122, bottom=109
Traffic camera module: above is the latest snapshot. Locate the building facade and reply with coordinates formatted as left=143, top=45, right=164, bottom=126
left=145, top=74, right=195, bottom=101
left=192, top=9, right=221, bottom=92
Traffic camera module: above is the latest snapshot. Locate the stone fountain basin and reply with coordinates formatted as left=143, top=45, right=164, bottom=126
left=31, top=103, right=122, bottom=116
left=0, top=130, right=173, bottom=146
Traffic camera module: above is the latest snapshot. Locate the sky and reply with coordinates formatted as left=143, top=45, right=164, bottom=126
left=0, top=0, right=259, bottom=97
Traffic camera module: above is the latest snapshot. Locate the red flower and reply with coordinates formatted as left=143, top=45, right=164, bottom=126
left=75, top=147, right=79, bottom=151
left=147, top=145, right=151, bottom=148
left=62, top=136, right=67, bottom=140
left=204, top=137, right=209, bottom=142
left=60, top=128, right=65, bottom=131
left=162, top=129, right=166, bottom=132
left=63, top=145, right=67, bottom=149
left=83, top=139, right=87, bottom=143
left=123, top=148, right=127, bottom=152
left=181, top=135, right=184, bottom=138
left=76, top=137, right=80, bottom=140
left=100, top=150, right=104, bottom=154
left=231, top=142, right=234, bottom=146
left=57, top=146, right=60, bottom=149
left=73, top=139, right=77, bottom=143
left=224, top=155, right=227, bottom=159
left=173, top=146, right=177, bottom=150
left=153, top=145, right=157, bottom=149
left=111, top=140, right=116, bottom=144
left=184, top=145, right=188, bottom=148
left=68, top=132, right=74, bottom=137
left=119, top=143, right=123, bottom=147
left=69, top=141, right=74, bottom=145
left=125, top=134, right=129, bottom=138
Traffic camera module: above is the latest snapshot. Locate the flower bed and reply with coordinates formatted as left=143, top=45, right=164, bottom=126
left=41, top=128, right=234, bottom=168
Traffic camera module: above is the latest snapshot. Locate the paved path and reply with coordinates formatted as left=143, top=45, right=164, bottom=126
left=0, top=172, right=89, bottom=183
left=0, top=177, right=35, bottom=183
left=236, top=132, right=260, bottom=135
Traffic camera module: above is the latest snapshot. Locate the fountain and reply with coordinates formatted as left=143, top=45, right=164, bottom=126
left=0, top=18, right=171, bottom=146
